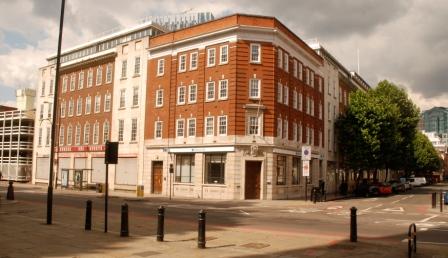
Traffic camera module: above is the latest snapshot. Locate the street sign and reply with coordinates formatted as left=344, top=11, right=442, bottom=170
left=302, top=160, right=310, bottom=177
left=301, top=145, right=311, bottom=161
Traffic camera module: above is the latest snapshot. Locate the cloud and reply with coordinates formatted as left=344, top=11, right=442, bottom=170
left=0, top=0, right=447, bottom=112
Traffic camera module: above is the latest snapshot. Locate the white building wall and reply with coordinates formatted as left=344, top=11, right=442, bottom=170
left=33, top=65, right=56, bottom=184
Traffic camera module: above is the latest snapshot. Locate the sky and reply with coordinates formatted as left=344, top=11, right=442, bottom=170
left=0, top=0, right=447, bottom=111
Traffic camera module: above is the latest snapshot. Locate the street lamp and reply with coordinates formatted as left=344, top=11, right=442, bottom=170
left=47, top=0, right=65, bottom=225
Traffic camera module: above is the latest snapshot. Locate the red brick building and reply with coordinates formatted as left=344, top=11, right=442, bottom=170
left=144, top=14, right=326, bottom=199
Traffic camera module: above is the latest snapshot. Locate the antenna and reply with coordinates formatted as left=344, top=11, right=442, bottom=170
left=357, top=48, right=360, bottom=74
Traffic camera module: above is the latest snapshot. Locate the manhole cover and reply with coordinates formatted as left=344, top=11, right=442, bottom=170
left=241, top=243, right=270, bottom=249
left=133, top=251, right=160, bottom=257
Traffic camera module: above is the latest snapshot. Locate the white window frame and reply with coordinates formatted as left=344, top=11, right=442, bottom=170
left=134, top=56, right=141, bottom=75
left=284, top=53, right=289, bottom=72
left=78, top=71, right=84, bottom=89
left=121, top=60, right=127, bottom=78
left=298, top=92, right=303, bottom=111
left=62, top=76, right=68, bottom=93
left=177, top=86, right=186, bottom=105
left=76, top=97, right=82, bottom=116
left=156, top=89, right=163, bottom=107
left=68, top=99, right=74, bottom=117
left=85, top=96, right=91, bottom=114
left=206, top=81, right=215, bottom=101
left=188, top=84, right=197, bottom=103
left=157, top=59, right=165, bottom=76
left=219, top=45, right=228, bottom=64
left=87, top=69, right=93, bottom=87
left=249, top=79, right=261, bottom=99
left=283, top=119, right=288, bottom=139
left=187, top=118, right=196, bottom=137
left=277, top=117, right=282, bottom=138
left=119, top=89, right=126, bottom=108
left=178, top=54, right=187, bottom=72
left=283, top=85, right=289, bottom=105
left=118, top=119, right=124, bottom=142
left=277, top=82, right=283, bottom=103
left=60, top=101, right=66, bottom=118
left=293, top=60, right=298, bottom=78
left=190, top=52, right=198, bottom=70
left=104, top=93, right=111, bottom=112
left=70, top=74, right=75, bottom=91
left=247, top=115, right=261, bottom=136
left=154, top=121, right=163, bottom=139
left=218, top=115, right=227, bottom=136
left=75, top=124, right=81, bottom=146
left=84, top=123, right=90, bottom=145
left=94, top=95, right=101, bottom=113
left=205, top=117, right=214, bottom=136
left=293, top=90, right=298, bottom=110
left=102, top=121, right=110, bottom=144
left=250, top=43, right=261, bottom=63
left=310, top=71, right=314, bottom=88
left=96, top=66, right=102, bottom=85
left=59, top=126, right=64, bottom=146
left=218, top=79, right=228, bottom=100
left=67, top=125, right=72, bottom=145
left=299, top=62, right=303, bottom=81
left=106, top=63, right=112, bottom=83
left=293, top=122, right=297, bottom=141
left=132, top=86, right=139, bottom=107
left=131, top=118, right=137, bottom=142
left=207, top=48, right=216, bottom=67
left=93, top=122, right=99, bottom=145
left=278, top=48, right=283, bottom=68
left=176, top=119, right=185, bottom=138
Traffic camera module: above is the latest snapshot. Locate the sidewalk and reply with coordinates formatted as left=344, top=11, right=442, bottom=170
left=1, top=184, right=448, bottom=257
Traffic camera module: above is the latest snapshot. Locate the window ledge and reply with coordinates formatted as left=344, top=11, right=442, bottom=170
left=120, top=77, right=127, bottom=81
left=250, top=61, right=261, bottom=64
left=202, top=183, right=226, bottom=187
left=133, top=74, right=140, bottom=78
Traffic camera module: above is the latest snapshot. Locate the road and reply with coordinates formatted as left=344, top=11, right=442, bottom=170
left=1, top=182, right=448, bottom=257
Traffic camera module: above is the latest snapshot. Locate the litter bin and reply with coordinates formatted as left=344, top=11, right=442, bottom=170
left=96, top=183, right=104, bottom=193
left=137, top=185, right=144, bottom=197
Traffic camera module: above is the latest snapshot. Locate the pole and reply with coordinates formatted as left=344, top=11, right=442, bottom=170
left=85, top=200, right=92, bottom=230
left=104, top=163, right=109, bottom=232
left=350, top=207, right=357, bottom=242
left=198, top=209, right=206, bottom=249
left=157, top=206, right=165, bottom=241
left=305, top=177, right=308, bottom=201
left=47, top=0, right=65, bottom=225
left=432, top=192, right=436, bottom=209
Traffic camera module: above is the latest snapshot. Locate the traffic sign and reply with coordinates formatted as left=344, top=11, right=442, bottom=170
left=301, top=145, right=311, bottom=161
left=302, top=160, right=310, bottom=177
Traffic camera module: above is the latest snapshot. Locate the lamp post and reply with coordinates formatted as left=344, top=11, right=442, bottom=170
left=47, top=0, right=65, bottom=225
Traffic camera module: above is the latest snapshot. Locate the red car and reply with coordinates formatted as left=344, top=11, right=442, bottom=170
left=369, top=183, right=392, bottom=195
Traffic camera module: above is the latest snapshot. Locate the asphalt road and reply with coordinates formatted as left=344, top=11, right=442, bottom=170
left=3, top=182, right=448, bottom=247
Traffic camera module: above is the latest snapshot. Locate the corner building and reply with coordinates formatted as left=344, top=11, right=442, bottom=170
left=145, top=14, right=326, bottom=200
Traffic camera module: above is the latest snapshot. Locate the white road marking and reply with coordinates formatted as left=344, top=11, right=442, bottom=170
left=239, top=210, right=250, bottom=215
left=417, top=241, right=448, bottom=246
left=326, top=206, right=343, bottom=210
left=363, top=198, right=378, bottom=202
left=428, top=228, right=448, bottom=232
left=282, top=208, right=322, bottom=214
left=382, top=207, right=404, bottom=212
left=419, top=214, right=439, bottom=223
left=391, top=195, right=414, bottom=204
left=419, top=228, right=428, bottom=231
left=362, top=204, right=383, bottom=211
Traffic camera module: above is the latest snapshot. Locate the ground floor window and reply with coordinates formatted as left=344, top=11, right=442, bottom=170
left=175, top=154, right=195, bottom=183
left=205, top=153, right=226, bottom=184
left=276, top=155, right=286, bottom=185
left=292, top=157, right=300, bottom=185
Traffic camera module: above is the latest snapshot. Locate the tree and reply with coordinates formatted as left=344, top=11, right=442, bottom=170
left=336, top=80, right=420, bottom=180
left=412, top=131, right=442, bottom=173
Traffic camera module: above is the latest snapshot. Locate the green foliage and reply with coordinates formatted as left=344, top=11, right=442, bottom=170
left=336, top=80, right=421, bottom=173
left=412, top=131, right=442, bottom=172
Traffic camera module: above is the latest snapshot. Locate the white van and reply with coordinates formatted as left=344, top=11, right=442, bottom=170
left=408, top=177, right=427, bottom=187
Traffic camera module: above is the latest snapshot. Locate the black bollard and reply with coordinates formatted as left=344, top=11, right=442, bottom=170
left=120, top=203, right=129, bottom=237
left=432, top=192, right=437, bottom=209
left=350, top=207, right=357, bottom=242
left=85, top=200, right=92, bottom=230
left=441, top=192, right=445, bottom=213
left=6, top=181, right=14, bottom=200
left=157, top=206, right=165, bottom=242
left=198, top=209, right=206, bottom=249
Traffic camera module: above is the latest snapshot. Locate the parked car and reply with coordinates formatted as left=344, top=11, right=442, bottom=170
left=388, top=180, right=406, bottom=193
left=377, top=183, right=393, bottom=195
left=445, top=192, right=448, bottom=205
left=408, top=177, right=427, bottom=187
left=400, top=178, right=412, bottom=190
